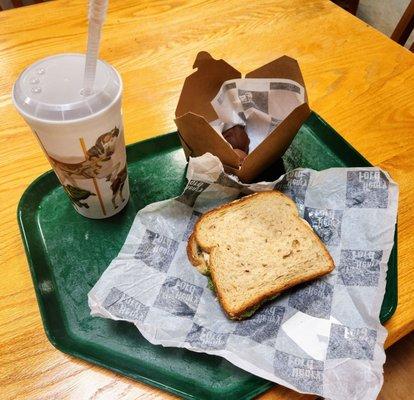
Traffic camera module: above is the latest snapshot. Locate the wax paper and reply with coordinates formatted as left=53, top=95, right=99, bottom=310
left=89, top=153, right=398, bottom=400
left=210, top=78, right=305, bottom=151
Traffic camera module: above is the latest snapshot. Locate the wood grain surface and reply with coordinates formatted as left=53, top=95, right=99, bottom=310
left=0, top=1, right=413, bottom=399
left=378, top=333, right=414, bottom=400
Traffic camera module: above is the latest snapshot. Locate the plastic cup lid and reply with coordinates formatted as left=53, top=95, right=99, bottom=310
left=12, top=53, right=121, bottom=123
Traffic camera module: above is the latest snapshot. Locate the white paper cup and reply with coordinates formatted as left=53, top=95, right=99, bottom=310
left=12, top=53, right=130, bottom=219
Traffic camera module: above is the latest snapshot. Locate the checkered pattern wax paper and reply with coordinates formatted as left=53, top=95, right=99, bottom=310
left=210, top=78, right=306, bottom=151
left=89, top=154, right=398, bottom=400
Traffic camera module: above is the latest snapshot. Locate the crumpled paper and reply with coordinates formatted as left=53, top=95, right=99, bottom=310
left=89, top=153, right=398, bottom=400
left=210, top=78, right=305, bottom=151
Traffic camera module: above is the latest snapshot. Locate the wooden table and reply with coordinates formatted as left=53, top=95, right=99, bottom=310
left=1, top=1, right=413, bottom=399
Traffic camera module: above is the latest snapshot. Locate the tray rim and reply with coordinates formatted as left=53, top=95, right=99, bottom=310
left=17, top=112, right=398, bottom=400
left=17, top=135, right=273, bottom=400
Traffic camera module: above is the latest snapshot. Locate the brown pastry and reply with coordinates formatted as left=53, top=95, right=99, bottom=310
left=223, top=125, right=250, bottom=154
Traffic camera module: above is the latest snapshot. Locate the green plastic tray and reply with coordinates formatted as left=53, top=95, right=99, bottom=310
left=18, top=112, right=397, bottom=400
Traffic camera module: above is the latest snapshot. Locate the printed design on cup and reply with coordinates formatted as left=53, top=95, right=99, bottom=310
left=270, top=81, right=302, bottom=94
left=153, top=277, right=203, bottom=318
left=238, top=89, right=269, bottom=114
left=44, top=126, right=128, bottom=215
left=50, top=127, right=120, bottom=182
left=288, top=280, right=334, bottom=319
left=338, top=250, right=383, bottom=286
left=107, top=163, right=128, bottom=210
left=327, top=324, right=377, bottom=360
left=102, top=287, right=149, bottom=322
left=135, top=230, right=179, bottom=272
left=273, top=350, right=324, bottom=395
left=176, top=180, right=210, bottom=207
left=234, top=304, right=285, bottom=343
left=182, top=211, right=202, bottom=241
left=304, top=207, right=343, bottom=246
left=275, top=170, right=310, bottom=210
left=346, top=170, right=389, bottom=209
left=63, top=185, right=96, bottom=209
left=185, top=323, right=230, bottom=350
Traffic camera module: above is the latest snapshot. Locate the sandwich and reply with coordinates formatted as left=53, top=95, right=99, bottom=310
left=187, top=191, right=334, bottom=319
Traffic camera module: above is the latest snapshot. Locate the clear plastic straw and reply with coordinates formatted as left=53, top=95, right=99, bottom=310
left=83, top=0, right=109, bottom=96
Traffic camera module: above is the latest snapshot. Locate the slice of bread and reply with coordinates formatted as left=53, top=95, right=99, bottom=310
left=187, top=191, right=334, bottom=319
